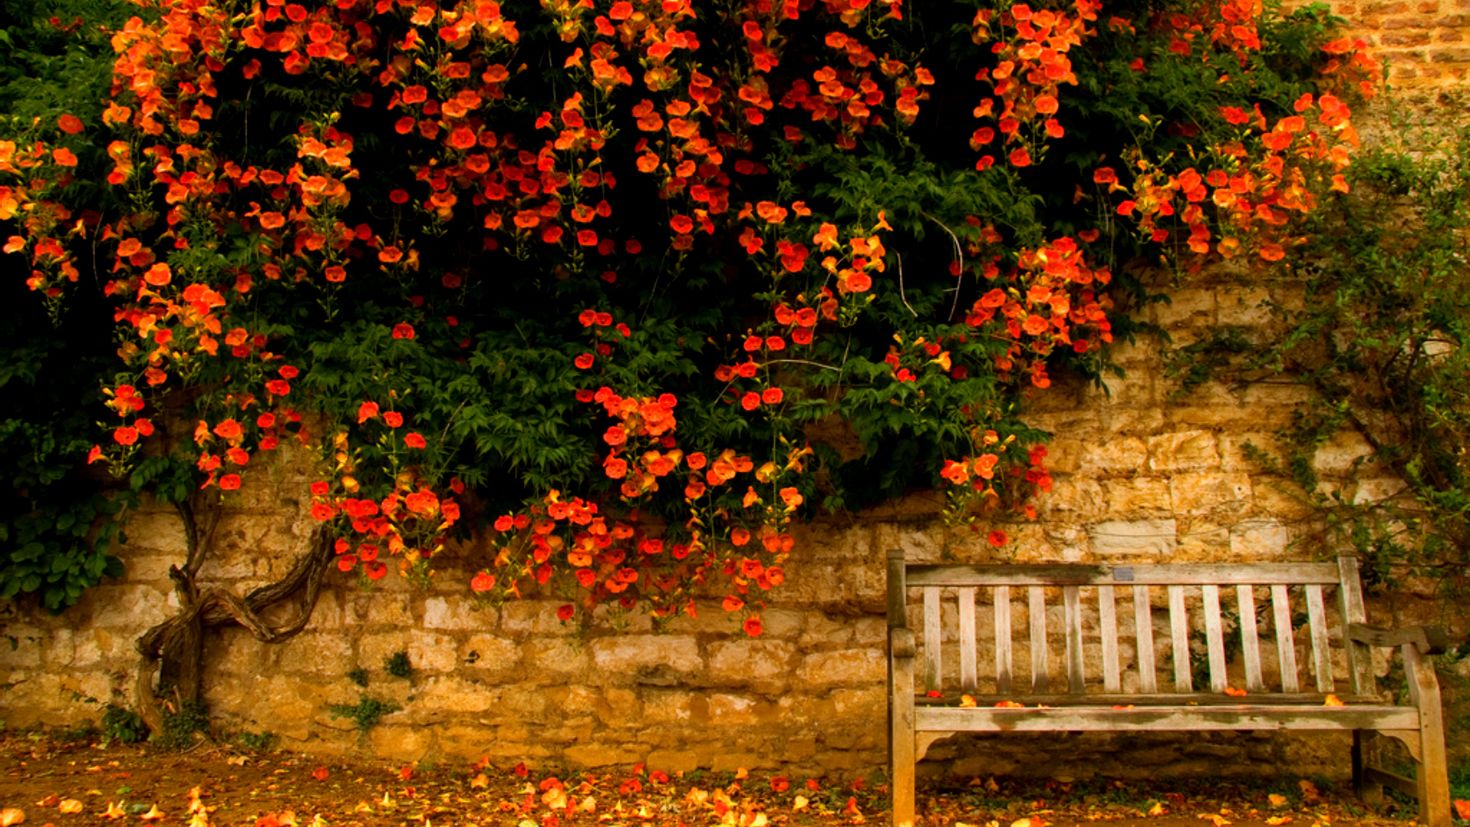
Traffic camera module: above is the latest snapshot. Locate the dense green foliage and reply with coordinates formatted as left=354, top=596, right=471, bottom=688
left=0, top=0, right=1372, bottom=627
left=1254, top=115, right=1470, bottom=598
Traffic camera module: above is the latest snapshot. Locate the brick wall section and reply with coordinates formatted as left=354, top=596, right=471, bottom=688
left=0, top=7, right=1458, bottom=779
left=1335, top=0, right=1470, bottom=91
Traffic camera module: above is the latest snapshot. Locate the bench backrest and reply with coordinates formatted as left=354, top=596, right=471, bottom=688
left=887, top=552, right=1374, bottom=699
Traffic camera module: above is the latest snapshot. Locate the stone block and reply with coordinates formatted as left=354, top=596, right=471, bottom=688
left=1075, top=438, right=1149, bottom=476
left=403, top=630, right=460, bottom=674
left=408, top=676, right=499, bottom=714
left=1169, top=472, right=1252, bottom=515
left=1101, top=477, right=1173, bottom=517
left=1147, top=430, right=1220, bottom=472
left=645, top=749, right=704, bottom=773
left=707, top=693, right=764, bottom=725
left=272, top=632, right=354, bottom=676
left=368, top=725, right=434, bottom=761
left=708, top=639, right=796, bottom=687
left=1035, top=478, right=1104, bottom=520
left=524, top=639, right=590, bottom=679
left=501, top=601, right=575, bottom=636
left=641, top=689, right=695, bottom=724
left=422, top=596, right=496, bottom=631
left=347, top=592, right=416, bottom=627
left=794, top=648, right=883, bottom=689
left=460, top=634, right=522, bottom=678
left=590, top=635, right=702, bottom=683
left=565, top=744, right=637, bottom=767
left=1317, top=431, right=1370, bottom=475
left=1229, top=519, right=1291, bottom=558
left=1087, top=519, right=1177, bottom=557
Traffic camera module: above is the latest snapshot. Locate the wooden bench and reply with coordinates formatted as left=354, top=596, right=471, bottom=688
left=886, top=551, right=1451, bottom=827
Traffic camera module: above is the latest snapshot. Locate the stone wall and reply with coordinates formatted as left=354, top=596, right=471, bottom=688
left=0, top=4, right=1461, bottom=782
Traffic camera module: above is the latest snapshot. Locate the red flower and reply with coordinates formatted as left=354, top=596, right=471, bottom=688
left=556, top=604, right=575, bottom=622
left=392, top=323, right=415, bottom=339
left=574, top=353, right=595, bottom=369
left=87, top=445, right=104, bottom=464
left=57, top=114, right=84, bottom=134
left=743, top=616, right=763, bottom=637
left=310, top=481, right=330, bottom=496
left=383, top=411, right=404, bottom=428
left=219, top=474, right=243, bottom=491
left=404, top=432, right=427, bottom=449
left=470, top=571, right=496, bottom=592
left=113, top=426, right=139, bottom=446
left=357, top=401, right=379, bottom=423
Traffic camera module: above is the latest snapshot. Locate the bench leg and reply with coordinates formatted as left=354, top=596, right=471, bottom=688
left=1405, top=644, right=1452, bottom=827
left=1352, top=731, right=1384, bottom=808
left=891, top=655, right=917, bottom=826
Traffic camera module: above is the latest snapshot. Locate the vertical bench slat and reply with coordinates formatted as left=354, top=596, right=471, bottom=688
left=1099, top=585, right=1121, bottom=692
left=1272, top=584, right=1300, bottom=693
left=1337, top=557, right=1373, bottom=695
left=1169, top=585, right=1192, bottom=692
left=1306, top=583, right=1334, bottom=692
left=1237, top=584, right=1265, bottom=692
left=958, top=587, right=977, bottom=692
left=995, top=585, right=1013, bottom=694
left=1203, top=584, right=1228, bottom=692
left=1064, top=585, right=1085, bottom=694
left=923, top=587, right=942, bottom=692
left=1133, top=585, right=1157, bottom=693
left=1029, top=585, right=1049, bottom=692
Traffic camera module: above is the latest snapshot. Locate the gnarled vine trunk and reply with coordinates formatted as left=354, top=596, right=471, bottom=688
left=134, top=497, right=334, bottom=736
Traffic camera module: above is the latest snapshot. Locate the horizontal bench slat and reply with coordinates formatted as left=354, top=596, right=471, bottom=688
left=905, top=563, right=1340, bottom=587
left=914, top=692, right=1382, bottom=707
left=915, top=704, right=1419, bottom=733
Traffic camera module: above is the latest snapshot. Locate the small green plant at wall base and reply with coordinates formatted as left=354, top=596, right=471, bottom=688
left=346, top=667, right=369, bottom=688
left=100, top=704, right=147, bottom=745
left=233, top=730, right=277, bottom=752
left=329, top=696, right=399, bottom=734
left=383, top=651, right=412, bottom=680
left=156, top=701, right=209, bottom=750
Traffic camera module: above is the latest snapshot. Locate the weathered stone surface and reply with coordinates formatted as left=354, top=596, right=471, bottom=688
left=1087, top=519, right=1178, bottom=557
left=794, top=649, right=883, bottom=689
left=708, top=639, right=796, bottom=686
left=459, top=634, right=522, bottom=677
left=1229, top=519, right=1291, bottom=558
left=1147, top=431, right=1220, bottom=473
left=1169, top=472, right=1252, bottom=515
left=423, top=596, right=496, bottom=631
left=1101, top=477, right=1173, bottom=516
left=589, top=635, right=702, bottom=680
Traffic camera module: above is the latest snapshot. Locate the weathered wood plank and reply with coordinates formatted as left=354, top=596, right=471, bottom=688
left=907, top=563, right=1340, bottom=588
left=1272, top=584, right=1300, bottom=693
left=914, top=704, right=1419, bottom=733
left=1029, top=586, right=1049, bottom=692
left=1203, top=585, right=1228, bottom=693
left=888, top=549, right=908, bottom=628
left=1099, top=585, right=1121, bottom=693
left=1237, top=584, right=1264, bottom=692
left=913, top=691, right=1384, bottom=707
left=1134, top=585, right=1157, bottom=693
left=1169, top=585, right=1192, bottom=692
left=890, top=628, right=917, bottom=827
left=995, top=585, right=1013, bottom=694
left=1306, top=584, right=1334, bottom=693
left=1064, top=585, right=1084, bottom=694
left=923, top=587, right=942, bottom=693
left=958, top=586, right=977, bottom=692
left=1337, top=557, right=1372, bottom=696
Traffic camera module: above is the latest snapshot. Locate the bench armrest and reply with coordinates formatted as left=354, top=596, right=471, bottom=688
left=1348, top=622, right=1452, bottom=655
left=890, top=626, right=916, bottom=659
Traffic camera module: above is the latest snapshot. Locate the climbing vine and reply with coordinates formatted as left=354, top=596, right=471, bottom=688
left=1, top=0, right=1372, bottom=640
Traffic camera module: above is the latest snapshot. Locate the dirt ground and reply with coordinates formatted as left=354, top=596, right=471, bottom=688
left=0, top=733, right=1426, bottom=826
